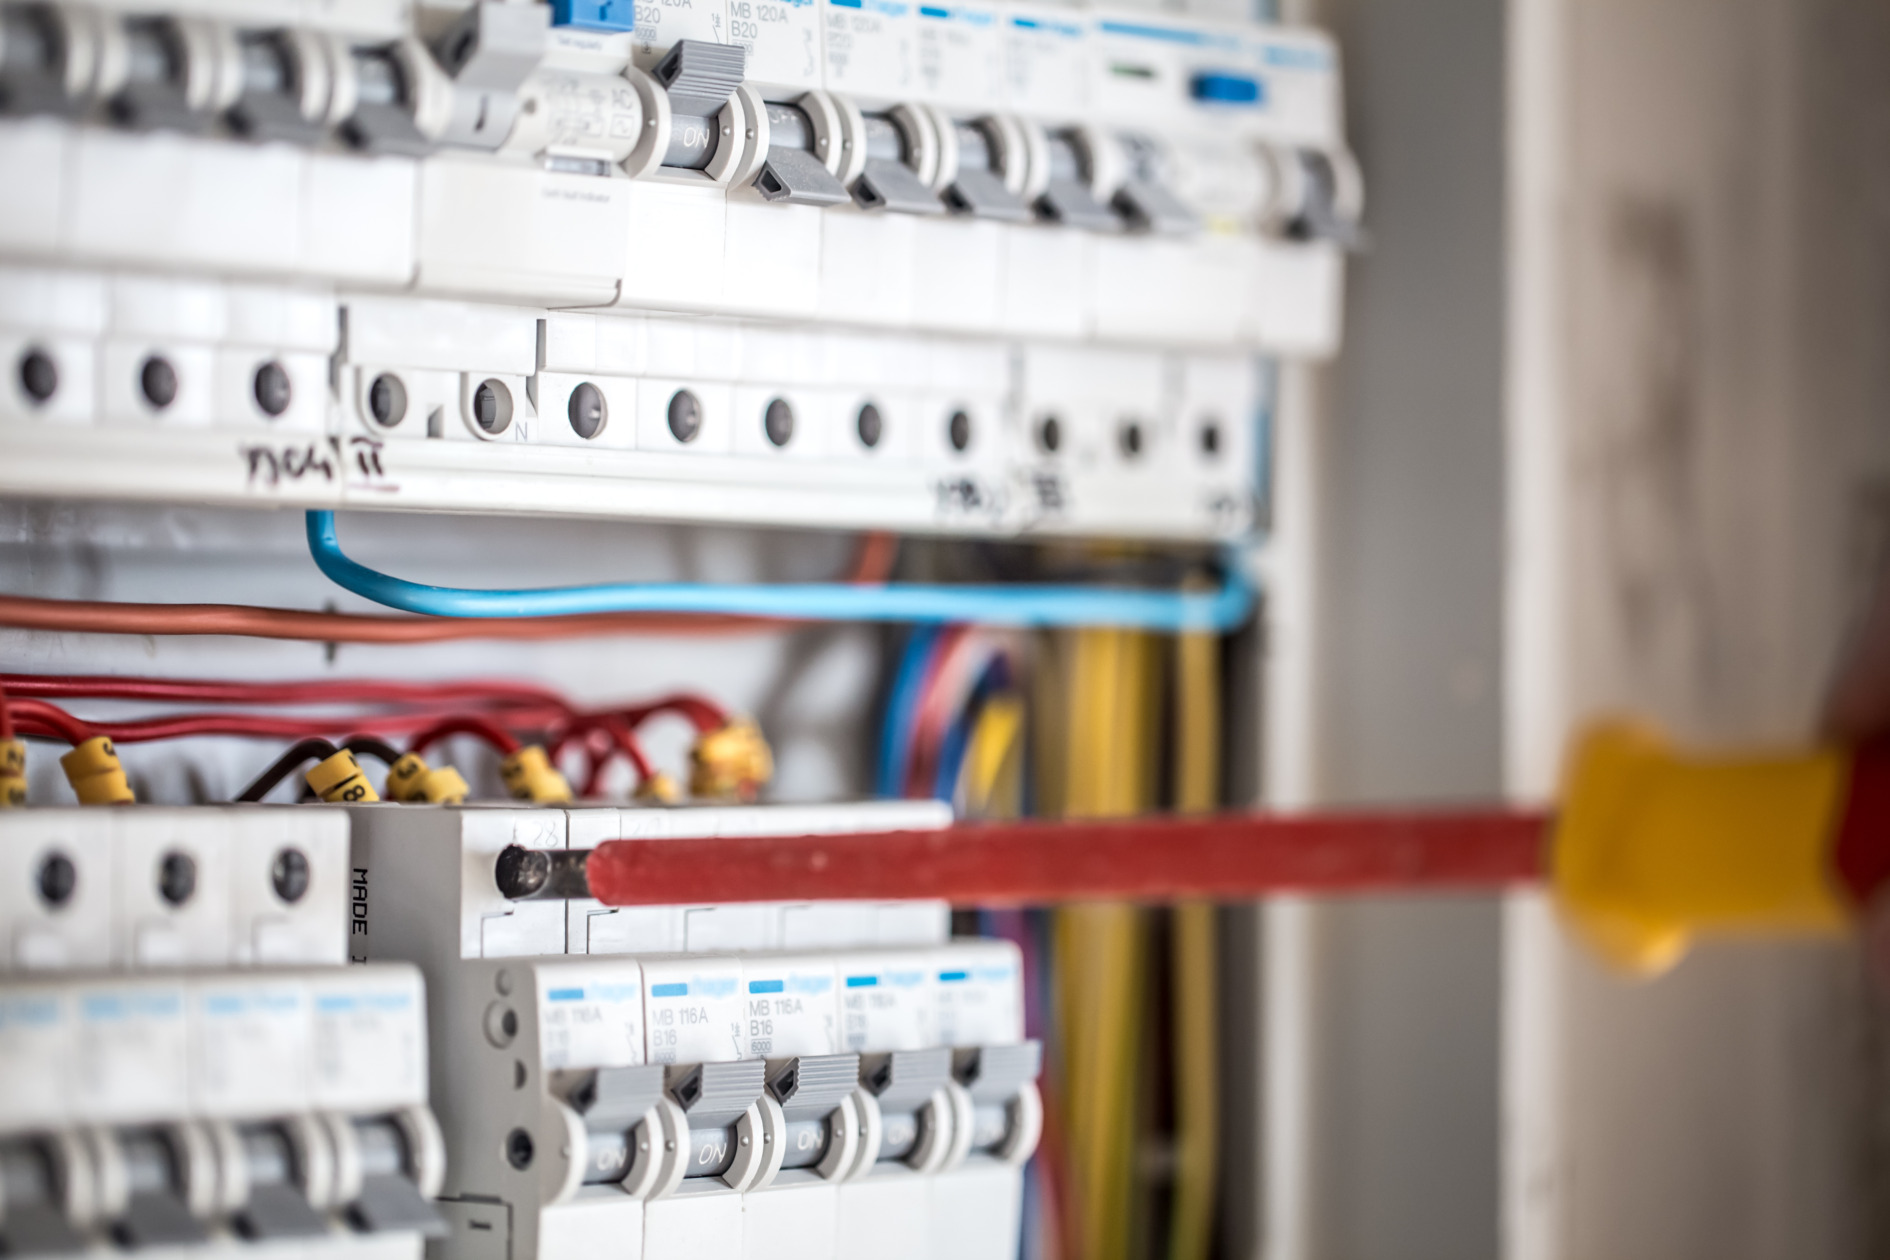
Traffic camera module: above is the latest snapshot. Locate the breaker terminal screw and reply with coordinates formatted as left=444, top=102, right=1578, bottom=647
left=1199, top=418, right=1221, bottom=457
left=18, top=349, right=56, bottom=404
left=158, top=850, right=196, bottom=905
left=856, top=402, right=883, bottom=449
left=1119, top=419, right=1144, bottom=459
left=140, top=356, right=178, bottom=410
left=668, top=389, right=703, bottom=443
left=271, top=846, right=310, bottom=903
left=764, top=397, right=794, bottom=447
left=369, top=374, right=407, bottom=427
left=1036, top=415, right=1061, bottom=454
left=253, top=361, right=292, bottom=417
left=947, top=409, right=971, bottom=452
left=36, top=852, right=76, bottom=907
left=472, top=379, right=512, bottom=434
left=568, top=382, right=606, bottom=439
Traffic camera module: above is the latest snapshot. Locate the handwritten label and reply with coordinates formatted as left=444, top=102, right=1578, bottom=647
left=241, top=436, right=394, bottom=493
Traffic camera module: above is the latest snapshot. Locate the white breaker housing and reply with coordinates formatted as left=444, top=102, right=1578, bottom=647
left=0, top=807, right=350, bottom=972
left=0, top=0, right=1354, bottom=540
left=343, top=800, right=1040, bottom=1260
left=0, top=961, right=447, bottom=1259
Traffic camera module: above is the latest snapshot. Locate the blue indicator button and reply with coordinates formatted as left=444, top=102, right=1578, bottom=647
left=1190, top=71, right=1263, bottom=105
left=551, top=0, right=635, bottom=32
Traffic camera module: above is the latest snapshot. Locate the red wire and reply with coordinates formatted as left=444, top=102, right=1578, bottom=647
left=619, top=693, right=729, bottom=732
left=1, top=673, right=572, bottom=713
left=0, top=533, right=898, bottom=645
left=407, top=715, right=524, bottom=757
left=8, top=704, right=567, bottom=745
left=9, top=699, right=98, bottom=745
left=552, top=715, right=657, bottom=794
left=0, top=677, right=12, bottom=743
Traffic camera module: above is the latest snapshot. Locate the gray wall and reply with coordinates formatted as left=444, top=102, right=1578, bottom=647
left=1280, top=0, right=1509, bottom=1255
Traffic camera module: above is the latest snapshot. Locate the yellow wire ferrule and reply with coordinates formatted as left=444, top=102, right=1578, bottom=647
left=632, top=771, right=681, bottom=805
left=687, top=718, right=774, bottom=801
left=1, top=739, right=27, bottom=807
left=306, top=749, right=380, bottom=803
left=60, top=736, right=134, bottom=805
left=384, top=752, right=470, bottom=804
left=1553, top=720, right=1850, bottom=975
left=499, top=745, right=573, bottom=804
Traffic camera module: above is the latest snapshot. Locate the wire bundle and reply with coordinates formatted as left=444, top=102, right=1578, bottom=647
left=0, top=673, right=741, bottom=805
left=878, top=611, right=1228, bottom=1260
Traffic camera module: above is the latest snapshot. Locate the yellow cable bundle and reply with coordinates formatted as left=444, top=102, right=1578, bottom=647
left=1168, top=623, right=1221, bottom=1260
left=1056, top=626, right=1157, bottom=1260
left=960, top=692, right=1026, bottom=819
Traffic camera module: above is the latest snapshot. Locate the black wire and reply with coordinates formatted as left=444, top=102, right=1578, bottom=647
left=342, top=736, right=403, bottom=766
left=235, top=738, right=337, bottom=803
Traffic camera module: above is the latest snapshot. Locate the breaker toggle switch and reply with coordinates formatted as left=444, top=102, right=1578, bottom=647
left=941, top=118, right=1032, bottom=223
left=0, top=1134, right=95, bottom=1255
left=105, top=1127, right=214, bottom=1248
left=767, top=1053, right=870, bottom=1178
left=620, top=39, right=764, bottom=184
left=851, top=106, right=946, bottom=215
left=337, top=1115, right=449, bottom=1237
left=225, top=28, right=348, bottom=145
left=953, top=1041, right=1044, bottom=1165
left=340, top=38, right=451, bottom=155
left=107, top=13, right=241, bottom=134
left=666, top=1059, right=782, bottom=1191
left=565, top=1063, right=681, bottom=1195
left=230, top=1122, right=335, bottom=1240
left=0, top=2, right=98, bottom=117
left=1262, top=144, right=1367, bottom=249
left=1033, top=127, right=1124, bottom=232
left=1111, top=133, right=1197, bottom=235
left=859, top=1047, right=964, bottom=1174
left=753, top=100, right=849, bottom=206
left=430, top=1, right=547, bottom=152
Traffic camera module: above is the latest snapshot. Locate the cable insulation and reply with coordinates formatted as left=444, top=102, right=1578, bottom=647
left=306, top=511, right=1254, bottom=631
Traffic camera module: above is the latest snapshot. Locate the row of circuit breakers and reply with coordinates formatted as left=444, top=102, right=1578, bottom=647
left=0, top=799, right=1039, bottom=1260
left=0, top=0, right=1355, bottom=539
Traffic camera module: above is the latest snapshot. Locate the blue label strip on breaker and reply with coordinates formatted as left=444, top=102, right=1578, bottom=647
left=749, top=980, right=785, bottom=994
left=938, top=970, right=969, bottom=983
left=651, top=982, right=689, bottom=997
left=1012, top=15, right=1081, bottom=36
left=846, top=975, right=878, bottom=988
left=1098, top=19, right=1240, bottom=50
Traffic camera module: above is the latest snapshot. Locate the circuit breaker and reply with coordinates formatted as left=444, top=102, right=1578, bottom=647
left=0, top=806, right=447, bottom=1260
left=0, top=0, right=1355, bottom=542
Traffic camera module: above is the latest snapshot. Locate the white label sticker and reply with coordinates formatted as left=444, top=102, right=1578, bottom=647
left=821, top=0, right=913, bottom=100
left=838, top=956, right=936, bottom=1052
left=1002, top=8, right=1087, bottom=116
left=0, top=988, right=70, bottom=1129
left=191, top=977, right=311, bottom=1118
left=739, top=957, right=838, bottom=1058
left=914, top=3, right=1002, bottom=108
left=537, top=961, right=646, bottom=1070
left=642, top=959, right=744, bottom=1064
left=933, top=946, right=1023, bottom=1047
left=71, top=980, right=189, bottom=1124
left=308, top=968, right=426, bottom=1111
left=733, top=0, right=823, bottom=88
left=634, top=0, right=729, bottom=67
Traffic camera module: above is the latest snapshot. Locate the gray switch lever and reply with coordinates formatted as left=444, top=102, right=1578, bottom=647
left=756, top=145, right=850, bottom=207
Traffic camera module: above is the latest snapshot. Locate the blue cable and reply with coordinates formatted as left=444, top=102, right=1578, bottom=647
left=931, top=656, right=1011, bottom=802
left=876, top=627, right=943, bottom=799
left=305, top=512, right=1255, bottom=632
